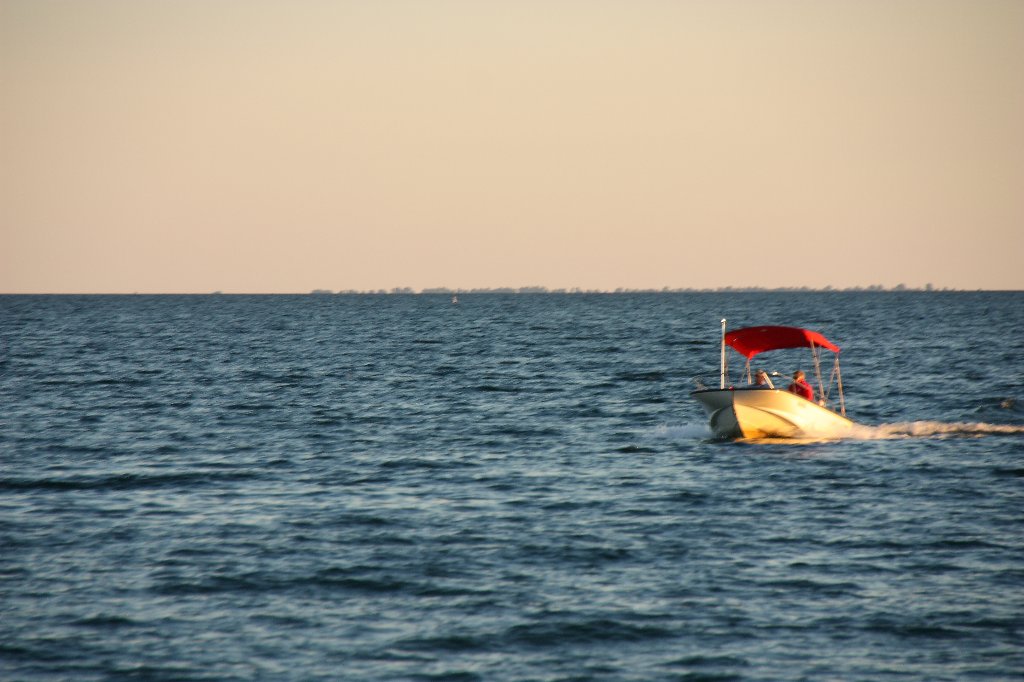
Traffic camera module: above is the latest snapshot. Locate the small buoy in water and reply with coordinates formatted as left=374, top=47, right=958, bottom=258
left=452, top=295, right=459, bottom=304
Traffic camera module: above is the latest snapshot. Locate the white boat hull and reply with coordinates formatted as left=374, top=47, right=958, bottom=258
left=692, top=388, right=855, bottom=440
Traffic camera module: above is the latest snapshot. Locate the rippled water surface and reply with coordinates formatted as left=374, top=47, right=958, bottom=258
left=2, top=292, right=1022, bottom=681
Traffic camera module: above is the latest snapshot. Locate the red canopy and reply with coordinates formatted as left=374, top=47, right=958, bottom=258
left=725, top=325, right=840, bottom=359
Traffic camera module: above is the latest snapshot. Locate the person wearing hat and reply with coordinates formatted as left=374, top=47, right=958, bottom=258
left=753, top=369, right=773, bottom=388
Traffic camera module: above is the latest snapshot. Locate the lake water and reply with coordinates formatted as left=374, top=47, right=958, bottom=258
left=2, top=292, right=1022, bottom=681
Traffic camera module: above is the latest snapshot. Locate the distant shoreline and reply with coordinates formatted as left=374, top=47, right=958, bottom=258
left=324, top=284, right=983, bottom=295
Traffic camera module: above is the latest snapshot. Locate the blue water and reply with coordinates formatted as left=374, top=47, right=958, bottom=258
left=2, top=292, right=1022, bottom=681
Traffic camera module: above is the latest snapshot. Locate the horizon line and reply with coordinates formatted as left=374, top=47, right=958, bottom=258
left=4, top=285, right=1022, bottom=296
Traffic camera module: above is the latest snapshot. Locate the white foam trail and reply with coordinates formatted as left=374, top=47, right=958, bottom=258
left=649, top=423, right=713, bottom=440
left=649, top=421, right=1024, bottom=443
left=847, top=421, right=1024, bottom=440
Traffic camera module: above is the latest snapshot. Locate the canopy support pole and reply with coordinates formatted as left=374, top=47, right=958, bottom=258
left=811, top=342, right=824, bottom=403
left=720, top=319, right=727, bottom=389
left=836, top=356, right=846, bottom=417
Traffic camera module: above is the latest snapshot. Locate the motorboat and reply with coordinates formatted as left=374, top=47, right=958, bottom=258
left=691, top=320, right=855, bottom=439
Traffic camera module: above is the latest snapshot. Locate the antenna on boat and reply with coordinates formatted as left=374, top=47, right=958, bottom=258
left=720, top=318, right=727, bottom=389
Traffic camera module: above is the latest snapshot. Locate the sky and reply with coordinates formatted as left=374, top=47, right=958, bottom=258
left=2, top=0, right=1022, bottom=293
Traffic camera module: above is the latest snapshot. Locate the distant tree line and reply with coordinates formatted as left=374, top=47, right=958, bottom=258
left=314, top=283, right=955, bottom=295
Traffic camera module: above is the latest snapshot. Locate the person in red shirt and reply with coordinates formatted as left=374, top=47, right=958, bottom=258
left=787, top=370, right=814, bottom=401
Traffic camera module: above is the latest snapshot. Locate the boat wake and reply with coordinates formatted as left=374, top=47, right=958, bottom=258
left=847, top=421, right=1024, bottom=440
left=647, top=420, right=1024, bottom=444
left=649, top=423, right=713, bottom=440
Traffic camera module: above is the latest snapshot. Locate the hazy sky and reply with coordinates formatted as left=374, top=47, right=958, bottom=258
left=2, top=0, right=1022, bottom=293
